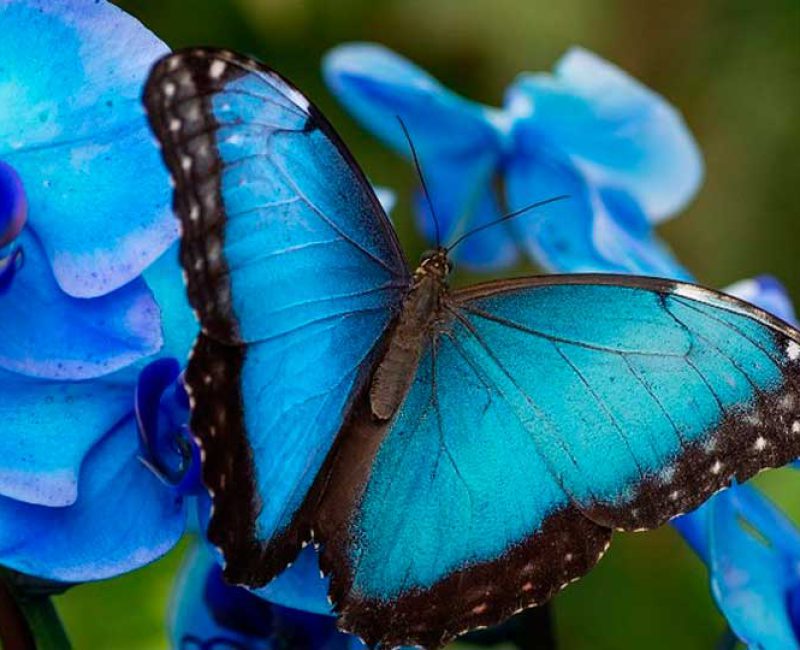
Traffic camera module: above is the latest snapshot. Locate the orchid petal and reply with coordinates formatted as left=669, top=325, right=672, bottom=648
left=0, top=0, right=175, bottom=297
left=170, top=543, right=364, bottom=649
left=708, top=486, right=800, bottom=650
left=726, top=275, right=797, bottom=326
left=0, top=416, right=185, bottom=582
left=143, top=244, right=198, bottom=363
left=324, top=43, right=512, bottom=268
left=0, top=230, right=162, bottom=379
left=0, top=161, right=27, bottom=248
left=505, top=150, right=690, bottom=278
left=508, top=47, right=703, bottom=221
left=0, top=367, right=132, bottom=507
left=255, top=546, right=334, bottom=616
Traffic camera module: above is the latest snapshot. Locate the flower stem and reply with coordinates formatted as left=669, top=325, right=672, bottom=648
left=0, top=571, right=70, bottom=649
left=0, top=577, right=34, bottom=650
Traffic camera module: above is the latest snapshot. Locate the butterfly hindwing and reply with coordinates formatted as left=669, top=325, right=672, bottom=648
left=311, top=275, right=800, bottom=647
left=144, top=49, right=410, bottom=582
left=313, top=336, right=612, bottom=648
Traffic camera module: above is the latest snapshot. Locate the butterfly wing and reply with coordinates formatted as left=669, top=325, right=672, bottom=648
left=144, top=49, right=410, bottom=582
left=454, top=276, right=800, bottom=528
left=312, top=275, right=800, bottom=647
left=323, top=43, right=516, bottom=269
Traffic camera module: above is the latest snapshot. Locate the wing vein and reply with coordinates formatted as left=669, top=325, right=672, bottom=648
left=446, top=307, right=582, bottom=473
left=672, top=296, right=793, bottom=385
left=555, top=343, right=650, bottom=479
left=461, top=304, right=687, bottom=358
left=270, top=154, right=400, bottom=276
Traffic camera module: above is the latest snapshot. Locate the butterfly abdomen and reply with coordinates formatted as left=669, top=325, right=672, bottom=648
left=370, top=271, right=449, bottom=420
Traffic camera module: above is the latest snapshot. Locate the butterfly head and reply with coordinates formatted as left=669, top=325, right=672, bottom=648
left=415, top=248, right=452, bottom=285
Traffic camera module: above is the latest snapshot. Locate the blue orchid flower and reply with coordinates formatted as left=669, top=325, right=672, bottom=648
left=323, top=43, right=702, bottom=277
left=673, top=485, right=800, bottom=649
left=0, top=246, right=200, bottom=582
left=0, top=0, right=175, bottom=380
left=0, top=0, right=203, bottom=585
left=726, top=275, right=798, bottom=327
left=171, top=543, right=366, bottom=650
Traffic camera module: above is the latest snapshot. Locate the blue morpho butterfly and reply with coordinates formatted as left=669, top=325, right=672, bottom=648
left=143, top=48, right=800, bottom=649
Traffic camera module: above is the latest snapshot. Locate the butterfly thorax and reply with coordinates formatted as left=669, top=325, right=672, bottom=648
left=369, top=249, right=452, bottom=421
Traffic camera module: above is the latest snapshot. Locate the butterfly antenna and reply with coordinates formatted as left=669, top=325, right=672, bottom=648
left=446, top=195, right=570, bottom=253
left=396, top=116, right=441, bottom=247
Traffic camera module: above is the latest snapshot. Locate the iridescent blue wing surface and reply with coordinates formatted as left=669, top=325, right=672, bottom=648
left=144, top=49, right=410, bottom=583
left=311, top=276, right=800, bottom=648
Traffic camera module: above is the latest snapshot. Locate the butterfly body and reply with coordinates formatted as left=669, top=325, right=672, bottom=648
left=144, top=48, right=800, bottom=649
left=370, top=249, right=450, bottom=420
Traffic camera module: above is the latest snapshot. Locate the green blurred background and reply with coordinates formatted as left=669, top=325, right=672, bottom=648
left=56, top=0, right=799, bottom=647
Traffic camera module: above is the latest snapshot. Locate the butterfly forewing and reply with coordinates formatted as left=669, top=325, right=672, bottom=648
left=144, top=48, right=410, bottom=583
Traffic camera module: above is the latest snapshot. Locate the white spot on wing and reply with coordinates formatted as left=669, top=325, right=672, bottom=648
left=209, top=60, right=227, bottom=79
left=186, top=105, right=201, bottom=122
left=744, top=413, right=763, bottom=427
left=787, top=341, right=800, bottom=361
left=659, top=465, right=675, bottom=484
left=672, top=284, right=714, bottom=304
left=754, top=436, right=768, bottom=451
left=275, top=78, right=310, bottom=111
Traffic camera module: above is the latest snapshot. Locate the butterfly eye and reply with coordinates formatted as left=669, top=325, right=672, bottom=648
left=420, top=249, right=437, bottom=263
